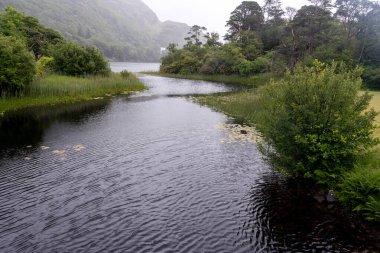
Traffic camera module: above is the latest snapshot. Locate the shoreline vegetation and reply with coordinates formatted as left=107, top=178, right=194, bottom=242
left=147, top=67, right=380, bottom=223
left=0, top=7, right=145, bottom=117
left=0, top=73, right=145, bottom=116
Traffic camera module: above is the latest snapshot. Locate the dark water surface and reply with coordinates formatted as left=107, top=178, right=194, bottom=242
left=0, top=64, right=378, bottom=252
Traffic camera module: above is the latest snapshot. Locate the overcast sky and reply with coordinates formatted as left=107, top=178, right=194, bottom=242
left=142, top=0, right=310, bottom=36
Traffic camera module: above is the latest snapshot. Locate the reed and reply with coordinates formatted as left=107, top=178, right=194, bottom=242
left=0, top=73, right=145, bottom=115
left=369, top=91, right=380, bottom=137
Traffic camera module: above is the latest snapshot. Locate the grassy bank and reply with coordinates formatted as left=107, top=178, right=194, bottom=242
left=144, top=72, right=272, bottom=88
left=370, top=91, right=380, bottom=137
left=0, top=73, right=145, bottom=115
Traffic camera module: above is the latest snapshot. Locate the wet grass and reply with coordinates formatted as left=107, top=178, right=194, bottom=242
left=194, top=91, right=258, bottom=125
left=0, top=73, right=145, bottom=115
left=143, top=72, right=272, bottom=88
left=369, top=91, right=380, bottom=137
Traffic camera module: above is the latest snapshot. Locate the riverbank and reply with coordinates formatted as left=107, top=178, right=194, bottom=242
left=194, top=82, right=380, bottom=224
left=195, top=89, right=380, bottom=137
left=143, top=72, right=272, bottom=88
left=0, top=73, right=145, bottom=116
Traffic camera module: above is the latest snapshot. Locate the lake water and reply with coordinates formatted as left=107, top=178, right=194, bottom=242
left=110, top=62, right=160, bottom=73
left=0, top=63, right=378, bottom=252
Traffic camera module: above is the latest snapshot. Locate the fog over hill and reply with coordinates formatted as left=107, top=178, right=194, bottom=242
left=0, top=0, right=189, bottom=61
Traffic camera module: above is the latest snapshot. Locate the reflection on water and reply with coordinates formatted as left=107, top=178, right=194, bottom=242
left=0, top=64, right=378, bottom=252
left=237, top=173, right=380, bottom=252
left=0, top=99, right=110, bottom=153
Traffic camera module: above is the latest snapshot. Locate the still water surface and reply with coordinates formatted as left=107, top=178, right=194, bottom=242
left=0, top=63, right=378, bottom=252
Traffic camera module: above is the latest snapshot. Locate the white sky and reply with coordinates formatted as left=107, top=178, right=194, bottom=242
left=142, top=0, right=310, bottom=36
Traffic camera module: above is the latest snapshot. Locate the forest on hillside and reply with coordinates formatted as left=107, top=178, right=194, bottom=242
left=0, top=0, right=189, bottom=62
left=161, top=0, right=380, bottom=88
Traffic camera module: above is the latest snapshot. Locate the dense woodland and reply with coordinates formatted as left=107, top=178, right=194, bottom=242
left=161, top=0, right=380, bottom=89
left=0, top=0, right=189, bottom=62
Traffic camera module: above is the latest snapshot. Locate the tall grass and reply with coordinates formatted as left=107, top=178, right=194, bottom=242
left=369, top=91, right=380, bottom=137
left=144, top=72, right=272, bottom=88
left=194, top=91, right=257, bottom=124
left=0, top=73, right=145, bottom=115
left=27, top=74, right=144, bottom=97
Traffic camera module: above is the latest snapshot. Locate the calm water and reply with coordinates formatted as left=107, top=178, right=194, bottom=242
left=110, top=62, right=160, bottom=73
left=0, top=63, right=378, bottom=252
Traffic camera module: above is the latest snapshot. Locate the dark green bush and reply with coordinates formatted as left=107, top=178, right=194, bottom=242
left=0, top=35, right=36, bottom=96
left=254, top=61, right=378, bottom=184
left=362, top=66, right=380, bottom=89
left=50, top=42, right=110, bottom=76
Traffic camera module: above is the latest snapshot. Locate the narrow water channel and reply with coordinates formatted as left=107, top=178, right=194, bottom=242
left=0, top=63, right=378, bottom=252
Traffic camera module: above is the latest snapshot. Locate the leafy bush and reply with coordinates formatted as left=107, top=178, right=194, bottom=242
left=36, top=56, right=54, bottom=77
left=0, top=35, right=36, bottom=96
left=252, top=56, right=271, bottom=74
left=337, top=154, right=380, bottom=221
left=50, top=42, right=110, bottom=76
left=362, top=66, right=380, bottom=89
left=254, top=61, right=378, bottom=184
left=160, top=49, right=202, bottom=74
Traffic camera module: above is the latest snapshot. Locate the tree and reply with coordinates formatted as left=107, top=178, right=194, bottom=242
left=264, top=0, right=285, bottom=24
left=335, top=0, right=372, bottom=41
left=185, top=25, right=207, bottom=47
left=225, top=1, right=264, bottom=40
left=290, top=5, right=335, bottom=56
left=308, top=0, right=333, bottom=9
left=254, top=61, right=378, bottom=184
left=204, top=32, right=221, bottom=47
left=0, top=35, right=36, bottom=96
left=357, top=4, right=380, bottom=66
left=50, top=42, right=110, bottom=76
left=0, top=7, right=63, bottom=59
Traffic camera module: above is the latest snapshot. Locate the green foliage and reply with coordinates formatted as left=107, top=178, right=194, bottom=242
left=362, top=66, right=380, bottom=89
left=254, top=61, right=378, bottom=184
left=160, top=46, right=205, bottom=74
left=0, top=35, right=36, bottom=96
left=0, top=7, right=63, bottom=59
left=0, top=0, right=189, bottom=62
left=36, top=56, right=54, bottom=77
left=225, top=1, right=264, bottom=40
left=50, top=42, right=110, bottom=76
left=337, top=153, right=380, bottom=221
left=0, top=73, right=145, bottom=115
left=120, top=70, right=131, bottom=79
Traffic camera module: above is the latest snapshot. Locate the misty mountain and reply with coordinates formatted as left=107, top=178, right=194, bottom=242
left=0, top=0, right=189, bottom=61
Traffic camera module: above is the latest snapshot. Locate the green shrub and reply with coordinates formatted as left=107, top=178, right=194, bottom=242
left=0, top=35, right=36, bottom=97
left=50, top=42, right=110, bottom=76
left=160, top=49, right=201, bottom=74
left=36, top=56, right=54, bottom=77
left=252, top=56, right=271, bottom=74
left=254, top=61, right=378, bottom=184
left=362, top=66, right=380, bottom=89
left=337, top=155, right=380, bottom=221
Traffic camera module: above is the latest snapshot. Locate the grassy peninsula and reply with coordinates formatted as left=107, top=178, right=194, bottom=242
left=0, top=74, right=145, bottom=115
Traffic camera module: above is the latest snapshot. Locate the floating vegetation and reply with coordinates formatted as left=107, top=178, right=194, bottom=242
left=215, top=123, right=260, bottom=144
left=73, top=144, right=86, bottom=152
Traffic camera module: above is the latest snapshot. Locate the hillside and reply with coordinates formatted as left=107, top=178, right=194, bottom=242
left=0, top=0, right=189, bottom=61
